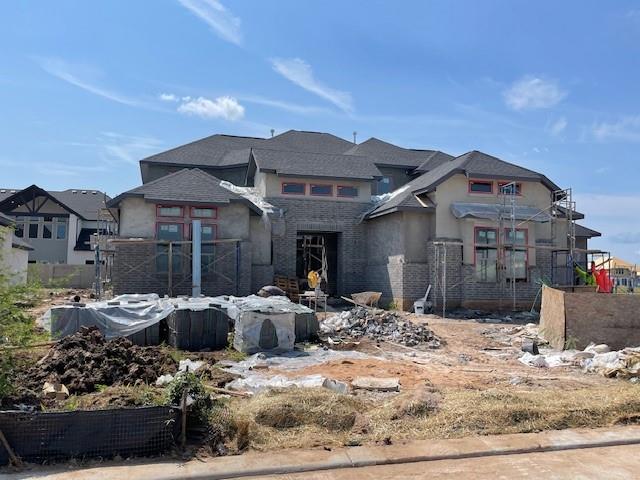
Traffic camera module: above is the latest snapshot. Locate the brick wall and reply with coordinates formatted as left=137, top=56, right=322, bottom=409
left=267, top=198, right=370, bottom=296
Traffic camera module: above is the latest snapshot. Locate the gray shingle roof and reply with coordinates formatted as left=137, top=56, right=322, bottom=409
left=575, top=224, right=601, bottom=238
left=0, top=212, right=12, bottom=226
left=251, top=148, right=382, bottom=180
left=140, top=134, right=267, bottom=167
left=367, top=150, right=561, bottom=218
left=414, top=151, right=455, bottom=173
left=108, top=168, right=259, bottom=212
left=345, top=137, right=453, bottom=169
left=266, top=130, right=353, bottom=154
left=0, top=186, right=109, bottom=221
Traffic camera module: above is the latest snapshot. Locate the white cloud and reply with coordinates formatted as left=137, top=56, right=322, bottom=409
left=159, top=93, right=178, bottom=102
left=177, top=95, right=244, bottom=120
left=40, top=58, right=141, bottom=107
left=503, top=76, right=567, bottom=111
left=65, top=132, right=163, bottom=165
left=592, top=116, right=640, bottom=142
left=550, top=117, right=567, bottom=135
left=270, top=58, right=353, bottom=112
left=177, top=0, right=242, bottom=45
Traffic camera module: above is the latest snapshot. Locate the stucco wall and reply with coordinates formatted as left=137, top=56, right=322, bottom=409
left=256, top=171, right=373, bottom=203
left=118, top=197, right=157, bottom=238
left=0, top=226, right=29, bottom=285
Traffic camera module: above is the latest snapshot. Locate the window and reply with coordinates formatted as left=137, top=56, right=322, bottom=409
left=191, top=207, right=217, bottom=218
left=377, top=177, right=393, bottom=195
left=475, top=228, right=498, bottom=282
left=85, top=260, right=95, bottom=265
left=282, top=183, right=305, bottom=195
left=158, top=206, right=183, bottom=217
left=14, top=223, right=24, bottom=238
left=28, top=223, right=39, bottom=239
left=56, top=220, right=67, bottom=240
left=156, top=223, right=183, bottom=272
left=505, top=229, right=527, bottom=281
left=337, top=185, right=358, bottom=198
left=498, top=182, right=522, bottom=196
left=42, top=222, right=52, bottom=239
left=469, top=180, right=493, bottom=194
left=310, top=184, right=333, bottom=196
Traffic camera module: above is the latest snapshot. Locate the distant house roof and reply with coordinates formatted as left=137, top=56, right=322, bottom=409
left=251, top=148, right=382, bottom=181
left=574, top=224, right=601, bottom=238
left=107, top=168, right=261, bottom=213
left=0, top=212, right=13, bottom=227
left=594, top=256, right=638, bottom=272
left=367, top=150, right=561, bottom=219
left=0, top=185, right=110, bottom=221
left=346, top=137, right=453, bottom=170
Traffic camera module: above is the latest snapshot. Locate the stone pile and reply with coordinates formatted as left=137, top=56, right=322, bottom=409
left=320, top=307, right=441, bottom=348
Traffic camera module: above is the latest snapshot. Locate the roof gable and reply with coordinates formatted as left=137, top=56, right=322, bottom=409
left=346, top=137, right=453, bottom=169
left=265, top=130, right=353, bottom=154
left=108, top=168, right=258, bottom=211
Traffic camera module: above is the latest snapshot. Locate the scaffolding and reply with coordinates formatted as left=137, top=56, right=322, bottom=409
left=430, top=184, right=608, bottom=314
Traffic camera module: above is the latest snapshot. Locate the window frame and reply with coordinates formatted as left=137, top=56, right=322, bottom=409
left=473, top=226, right=499, bottom=283
left=190, top=206, right=218, bottom=219
left=498, top=181, right=523, bottom=196
left=377, top=176, right=394, bottom=195
left=468, top=179, right=494, bottom=195
left=504, top=227, right=529, bottom=282
left=156, top=205, right=184, bottom=218
left=281, top=182, right=306, bottom=195
left=337, top=185, right=359, bottom=198
left=309, top=183, right=334, bottom=197
left=156, top=222, right=184, bottom=242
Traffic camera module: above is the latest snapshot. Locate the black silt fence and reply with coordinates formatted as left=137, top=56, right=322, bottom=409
left=0, top=406, right=179, bottom=465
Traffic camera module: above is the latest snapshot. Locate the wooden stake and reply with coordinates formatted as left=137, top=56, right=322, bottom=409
left=0, top=428, right=23, bottom=468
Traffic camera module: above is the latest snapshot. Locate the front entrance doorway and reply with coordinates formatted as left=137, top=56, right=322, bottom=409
left=296, top=232, right=338, bottom=295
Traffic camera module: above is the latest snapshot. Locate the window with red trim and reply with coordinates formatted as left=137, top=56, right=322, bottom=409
left=505, top=228, right=528, bottom=281
left=157, top=205, right=183, bottom=217
left=310, top=184, right=333, bottom=196
left=191, top=206, right=218, bottom=219
left=498, top=182, right=522, bottom=196
left=469, top=180, right=493, bottom=194
left=282, top=182, right=306, bottom=195
left=337, top=185, right=358, bottom=197
left=474, top=227, right=498, bottom=282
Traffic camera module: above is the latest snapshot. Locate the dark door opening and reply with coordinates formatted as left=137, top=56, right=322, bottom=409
left=296, top=232, right=338, bottom=295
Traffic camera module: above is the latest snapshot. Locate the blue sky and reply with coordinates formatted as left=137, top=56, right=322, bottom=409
left=1, top=1, right=639, bottom=261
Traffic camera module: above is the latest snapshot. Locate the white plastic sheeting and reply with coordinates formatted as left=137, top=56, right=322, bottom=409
left=41, top=293, right=313, bottom=343
left=450, top=202, right=552, bottom=223
left=233, top=311, right=296, bottom=354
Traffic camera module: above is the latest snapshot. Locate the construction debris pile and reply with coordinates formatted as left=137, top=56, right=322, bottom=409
left=519, top=343, right=640, bottom=381
left=320, top=307, right=441, bottom=347
left=14, top=327, right=178, bottom=403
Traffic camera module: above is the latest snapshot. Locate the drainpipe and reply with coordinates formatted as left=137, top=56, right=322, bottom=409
left=192, top=220, right=201, bottom=297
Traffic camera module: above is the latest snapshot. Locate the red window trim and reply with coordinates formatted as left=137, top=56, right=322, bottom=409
left=504, top=227, right=529, bottom=280
left=468, top=179, right=494, bottom=195
left=156, top=205, right=184, bottom=217
left=337, top=185, right=359, bottom=198
left=281, top=182, right=306, bottom=195
left=156, top=221, right=186, bottom=240
left=498, top=181, right=523, bottom=196
left=190, top=206, right=219, bottom=219
left=189, top=223, right=218, bottom=240
left=309, top=183, right=334, bottom=196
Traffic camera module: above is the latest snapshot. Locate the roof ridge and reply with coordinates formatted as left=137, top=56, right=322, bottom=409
left=251, top=146, right=376, bottom=159
left=141, top=133, right=266, bottom=163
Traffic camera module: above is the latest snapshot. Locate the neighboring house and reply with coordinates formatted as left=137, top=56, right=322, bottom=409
left=595, top=257, right=638, bottom=291
left=0, top=185, right=114, bottom=265
left=0, top=212, right=33, bottom=284
left=108, top=130, right=601, bottom=309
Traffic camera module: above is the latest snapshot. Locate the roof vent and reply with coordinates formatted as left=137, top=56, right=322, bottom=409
left=81, top=190, right=87, bottom=194
left=353, top=131, right=357, bottom=144
left=72, top=190, right=78, bottom=194
left=0, top=190, right=5, bottom=193
left=10, top=190, right=16, bottom=193
left=270, top=129, right=275, bottom=138
left=92, top=191, right=97, bottom=194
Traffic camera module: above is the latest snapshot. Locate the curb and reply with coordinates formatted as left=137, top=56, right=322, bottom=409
left=10, top=426, right=640, bottom=480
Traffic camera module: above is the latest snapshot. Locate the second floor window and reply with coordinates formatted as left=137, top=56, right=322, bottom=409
left=282, top=182, right=306, bottom=195
left=469, top=180, right=493, bottom=194
left=377, top=177, right=393, bottom=195
left=310, top=184, right=333, bottom=196
left=337, top=185, right=358, bottom=197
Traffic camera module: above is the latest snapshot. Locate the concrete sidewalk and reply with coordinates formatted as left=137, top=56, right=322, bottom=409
left=6, top=426, right=640, bottom=480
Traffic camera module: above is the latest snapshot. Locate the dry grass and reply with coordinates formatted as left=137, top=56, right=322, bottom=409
left=229, top=383, right=640, bottom=451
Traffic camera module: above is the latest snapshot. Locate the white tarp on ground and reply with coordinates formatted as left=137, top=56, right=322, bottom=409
left=451, top=202, right=552, bottom=223
left=40, top=294, right=313, bottom=342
